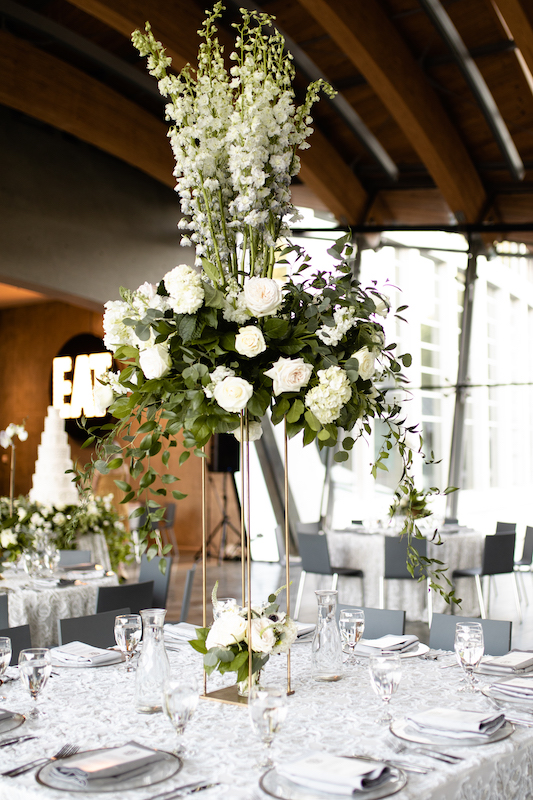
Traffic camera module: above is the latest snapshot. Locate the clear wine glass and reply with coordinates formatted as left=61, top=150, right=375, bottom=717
left=212, top=597, right=238, bottom=621
left=248, top=684, right=288, bottom=769
left=163, top=678, right=199, bottom=758
left=114, top=614, right=142, bottom=671
left=454, top=622, right=484, bottom=693
left=0, top=638, right=12, bottom=701
left=339, top=609, right=365, bottom=666
left=18, top=648, right=52, bottom=719
left=369, top=653, right=402, bottom=724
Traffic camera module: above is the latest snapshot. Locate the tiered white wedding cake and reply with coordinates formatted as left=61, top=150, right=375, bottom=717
left=30, top=406, right=79, bottom=506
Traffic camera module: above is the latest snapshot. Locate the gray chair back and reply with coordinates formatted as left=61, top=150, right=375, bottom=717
left=336, top=604, right=405, bottom=637
left=139, top=555, right=172, bottom=608
left=496, top=521, right=516, bottom=533
left=0, top=593, right=8, bottom=628
left=179, top=564, right=196, bottom=623
left=58, top=607, right=130, bottom=649
left=297, top=532, right=332, bottom=576
left=517, top=526, right=533, bottom=566
left=96, top=581, right=154, bottom=614
left=295, top=521, right=321, bottom=534
left=429, top=613, right=512, bottom=656
left=59, top=550, right=92, bottom=566
left=482, top=533, right=515, bottom=575
left=0, top=624, right=31, bottom=665
left=384, top=536, right=427, bottom=580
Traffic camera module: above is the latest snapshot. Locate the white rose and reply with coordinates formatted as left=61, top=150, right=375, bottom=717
left=247, top=617, right=276, bottom=654
left=94, top=380, right=115, bottom=416
left=206, top=611, right=247, bottom=649
left=243, top=277, right=282, bottom=318
left=213, top=377, right=253, bottom=413
left=373, top=295, right=390, bottom=317
left=232, top=421, right=263, bottom=442
left=139, top=344, right=172, bottom=380
left=235, top=326, right=266, bottom=358
left=353, top=347, right=376, bottom=381
left=0, top=529, right=17, bottom=548
left=264, top=357, right=313, bottom=395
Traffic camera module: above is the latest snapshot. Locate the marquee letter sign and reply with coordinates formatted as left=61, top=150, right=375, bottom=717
left=52, top=352, right=112, bottom=419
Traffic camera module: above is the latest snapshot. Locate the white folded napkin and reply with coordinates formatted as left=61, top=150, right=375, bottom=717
left=163, top=622, right=198, bottom=643
left=407, top=707, right=506, bottom=738
left=355, top=634, right=419, bottom=656
left=30, top=579, right=60, bottom=589
left=278, top=753, right=391, bottom=795
left=49, top=742, right=166, bottom=788
left=479, top=651, right=533, bottom=675
left=295, top=622, right=315, bottom=638
left=491, top=677, right=533, bottom=698
left=50, top=641, right=123, bottom=667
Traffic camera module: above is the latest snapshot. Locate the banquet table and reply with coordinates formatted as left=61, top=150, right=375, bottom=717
left=0, top=568, right=118, bottom=647
left=1, top=637, right=533, bottom=800
left=327, top=527, right=485, bottom=621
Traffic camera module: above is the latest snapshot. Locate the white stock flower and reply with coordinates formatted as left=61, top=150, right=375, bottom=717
left=206, top=611, right=247, bottom=649
left=163, top=264, right=205, bottom=315
left=305, top=366, right=352, bottom=425
left=232, top=421, right=263, bottom=442
left=264, top=357, right=313, bottom=395
left=235, top=326, right=266, bottom=358
left=204, top=366, right=235, bottom=398
left=373, top=295, right=390, bottom=317
left=243, top=277, right=282, bottom=318
left=317, top=307, right=357, bottom=346
left=139, top=344, right=172, bottom=380
left=213, top=376, right=253, bottom=413
left=247, top=617, right=276, bottom=654
left=353, top=347, right=377, bottom=381
left=133, top=282, right=170, bottom=315
left=103, top=300, right=137, bottom=353
left=0, top=529, right=17, bottom=548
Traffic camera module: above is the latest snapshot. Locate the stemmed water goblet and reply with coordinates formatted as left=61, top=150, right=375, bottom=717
left=18, top=648, right=52, bottom=719
left=114, top=614, right=142, bottom=671
left=369, top=652, right=402, bottom=724
left=0, top=638, right=12, bottom=701
left=339, top=609, right=365, bottom=666
left=248, top=684, right=288, bottom=769
left=163, top=677, right=199, bottom=758
left=454, top=622, right=484, bottom=693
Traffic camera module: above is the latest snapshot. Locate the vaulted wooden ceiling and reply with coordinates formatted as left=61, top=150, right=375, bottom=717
left=1, top=0, right=533, bottom=243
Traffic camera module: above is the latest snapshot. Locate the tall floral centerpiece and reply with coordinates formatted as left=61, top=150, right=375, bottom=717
left=80, top=2, right=455, bottom=689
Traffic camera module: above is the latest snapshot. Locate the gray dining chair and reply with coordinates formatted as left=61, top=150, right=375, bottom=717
left=429, top=613, right=512, bottom=656
left=95, top=581, right=154, bottom=615
left=59, top=550, right=92, bottom=567
left=379, top=536, right=432, bottom=624
left=294, top=532, right=364, bottom=620
left=139, top=554, right=172, bottom=609
left=295, top=521, right=322, bottom=534
left=179, top=564, right=196, bottom=623
left=0, top=624, right=31, bottom=666
left=336, top=604, right=405, bottom=637
left=58, top=607, right=130, bottom=649
left=275, top=525, right=302, bottom=568
left=496, top=521, right=516, bottom=533
left=452, top=533, right=521, bottom=621
left=0, top=594, right=8, bottom=628
left=515, top=526, right=533, bottom=605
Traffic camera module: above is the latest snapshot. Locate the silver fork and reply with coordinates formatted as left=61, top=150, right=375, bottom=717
left=391, top=741, right=463, bottom=764
left=2, top=743, right=80, bottom=777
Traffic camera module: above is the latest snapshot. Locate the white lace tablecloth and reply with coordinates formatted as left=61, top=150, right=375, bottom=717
left=1, top=641, right=533, bottom=800
left=326, top=529, right=485, bottom=620
left=0, top=570, right=118, bottom=647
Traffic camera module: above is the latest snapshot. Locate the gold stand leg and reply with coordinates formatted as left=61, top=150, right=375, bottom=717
left=284, top=419, right=294, bottom=695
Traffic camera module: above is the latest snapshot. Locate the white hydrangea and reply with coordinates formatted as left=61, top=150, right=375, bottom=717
left=132, top=282, right=170, bottom=315
left=317, top=307, right=357, bottom=346
left=163, top=265, right=205, bottom=315
left=223, top=279, right=251, bottom=324
left=204, top=366, right=235, bottom=399
left=305, top=366, right=352, bottom=425
left=103, top=300, right=137, bottom=353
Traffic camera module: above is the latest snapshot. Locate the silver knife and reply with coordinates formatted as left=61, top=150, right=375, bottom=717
left=147, top=781, right=221, bottom=800
left=0, top=735, right=38, bottom=748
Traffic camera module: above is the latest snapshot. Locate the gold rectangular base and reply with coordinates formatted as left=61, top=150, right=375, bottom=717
left=201, top=685, right=248, bottom=706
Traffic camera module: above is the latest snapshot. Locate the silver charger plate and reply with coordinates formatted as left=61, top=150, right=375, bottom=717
left=0, top=713, right=25, bottom=735
left=481, top=684, right=533, bottom=713
left=259, top=757, right=407, bottom=800
left=355, top=643, right=430, bottom=660
left=36, top=748, right=182, bottom=793
left=390, top=717, right=514, bottom=747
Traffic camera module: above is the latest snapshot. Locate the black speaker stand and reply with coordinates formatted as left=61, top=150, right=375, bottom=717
left=195, top=471, right=242, bottom=564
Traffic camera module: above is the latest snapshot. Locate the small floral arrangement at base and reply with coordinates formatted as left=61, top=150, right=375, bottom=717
left=189, top=583, right=298, bottom=685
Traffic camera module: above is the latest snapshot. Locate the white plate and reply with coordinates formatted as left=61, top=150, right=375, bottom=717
left=0, top=713, right=25, bottom=736
left=36, top=748, right=181, bottom=793
left=390, top=717, right=514, bottom=747
left=259, top=757, right=406, bottom=800
left=355, top=643, right=430, bottom=660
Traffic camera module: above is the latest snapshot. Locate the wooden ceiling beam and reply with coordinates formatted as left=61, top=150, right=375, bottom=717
left=0, top=30, right=175, bottom=186
left=494, top=0, right=533, bottom=79
left=298, top=0, right=488, bottom=224
left=68, top=0, right=370, bottom=223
